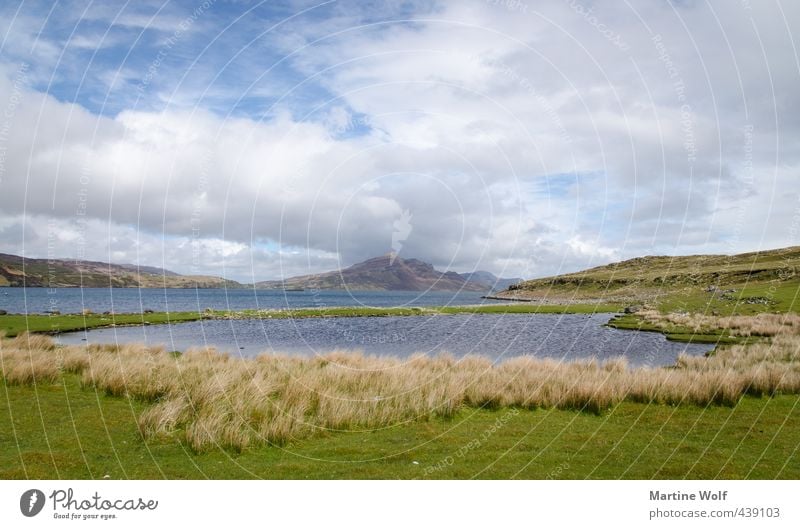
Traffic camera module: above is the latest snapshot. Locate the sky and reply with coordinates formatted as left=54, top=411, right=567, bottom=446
left=0, top=0, right=798, bottom=282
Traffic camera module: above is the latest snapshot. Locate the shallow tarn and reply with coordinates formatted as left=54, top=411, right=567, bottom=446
left=56, top=313, right=712, bottom=367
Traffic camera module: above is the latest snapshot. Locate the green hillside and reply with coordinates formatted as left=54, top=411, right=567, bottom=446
left=497, top=246, right=800, bottom=314
left=0, top=253, right=242, bottom=289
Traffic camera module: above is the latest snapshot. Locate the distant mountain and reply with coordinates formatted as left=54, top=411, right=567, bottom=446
left=256, top=255, right=492, bottom=292
left=0, top=252, right=521, bottom=293
left=457, top=270, right=523, bottom=292
left=0, top=253, right=241, bottom=288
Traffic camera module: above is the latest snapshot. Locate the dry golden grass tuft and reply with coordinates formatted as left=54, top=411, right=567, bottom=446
left=2, top=312, right=800, bottom=451
left=638, top=310, right=800, bottom=337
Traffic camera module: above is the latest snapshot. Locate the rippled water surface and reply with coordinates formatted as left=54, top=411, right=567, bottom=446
left=0, top=287, right=496, bottom=314
left=56, top=313, right=712, bottom=367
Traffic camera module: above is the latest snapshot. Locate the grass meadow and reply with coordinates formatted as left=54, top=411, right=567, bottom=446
left=2, top=372, right=797, bottom=479
left=1, top=310, right=799, bottom=458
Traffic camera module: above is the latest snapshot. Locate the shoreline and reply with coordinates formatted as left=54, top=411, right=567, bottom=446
left=2, top=304, right=748, bottom=348
left=482, top=293, right=631, bottom=305
left=0, top=302, right=625, bottom=338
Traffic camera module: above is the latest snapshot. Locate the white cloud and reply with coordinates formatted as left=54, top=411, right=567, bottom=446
left=0, top=0, right=798, bottom=280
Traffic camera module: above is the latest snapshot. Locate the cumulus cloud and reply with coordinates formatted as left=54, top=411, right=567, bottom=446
left=0, top=0, right=798, bottom=281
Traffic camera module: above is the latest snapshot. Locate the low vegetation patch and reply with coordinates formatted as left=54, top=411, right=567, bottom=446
left=636, top=310, right=800, bottom=337
left=608, top=310, right=800, bottom=344
left=0, top=311, right=206, bottom=338
left=3, top=314, right=800, bottom=452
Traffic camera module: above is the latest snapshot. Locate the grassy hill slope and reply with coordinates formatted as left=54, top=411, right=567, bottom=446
left=0, top=253, right=241, bottom=288
left=496, top=246, right=800, bottom=314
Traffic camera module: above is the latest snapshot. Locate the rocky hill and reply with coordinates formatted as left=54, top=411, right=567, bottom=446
left=257, top=255, right=502, bottom=292
left=458, top=270, right=523, bottom=292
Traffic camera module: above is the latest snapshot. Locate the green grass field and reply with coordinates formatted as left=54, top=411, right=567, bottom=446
left=2, top=375, right=797, bottom=479
left=0, top=311, right=206, bottom=337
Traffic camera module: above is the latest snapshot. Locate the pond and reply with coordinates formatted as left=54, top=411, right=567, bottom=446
left=56, top=313, right=712, bottom=367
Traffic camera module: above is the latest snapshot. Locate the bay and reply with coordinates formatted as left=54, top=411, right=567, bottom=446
left=0, top=287, right=496, bottom=314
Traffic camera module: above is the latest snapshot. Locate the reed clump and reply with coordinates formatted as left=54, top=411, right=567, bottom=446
left=2, top=313, right=799, bottom=452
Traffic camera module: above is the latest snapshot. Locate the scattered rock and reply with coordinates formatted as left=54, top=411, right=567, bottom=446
left=743, top=296, right=772, bottom=305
